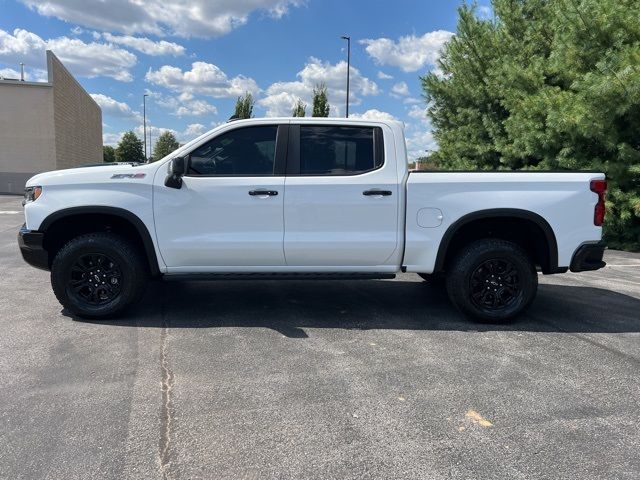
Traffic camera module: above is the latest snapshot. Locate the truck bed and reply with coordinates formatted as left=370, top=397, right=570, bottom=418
left=403, top=171, right=605, bottom=273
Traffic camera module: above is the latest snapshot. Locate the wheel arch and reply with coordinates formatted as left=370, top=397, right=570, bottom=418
left=39, top=206, right=160, bottom=276
left=433, top=208, right=560, bottom=274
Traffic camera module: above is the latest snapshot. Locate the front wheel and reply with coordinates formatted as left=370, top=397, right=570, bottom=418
left=51, top=233, right=148, bottom=319
left=445, top=239, right=537, bottom=323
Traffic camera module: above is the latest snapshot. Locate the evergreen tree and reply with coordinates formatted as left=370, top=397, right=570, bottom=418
left=312, top=83, right=330, bottom=117
left=103, top=145, right=116, bottom=163
left=234, top=92, right=254, bottom=119
left=422, top=0, right=640, bottom=249
left=152, top=131, right=180, bottom=161
left=115, top=131, right=145, bottom=163
left=292, top=98, right=306, bottom=117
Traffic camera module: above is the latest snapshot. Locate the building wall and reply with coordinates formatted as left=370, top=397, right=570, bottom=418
left=0, top=82, right=56, bottom=194
left=0, top=51, right=103, bottom=194
left=49, top=52, right=103, bottom=169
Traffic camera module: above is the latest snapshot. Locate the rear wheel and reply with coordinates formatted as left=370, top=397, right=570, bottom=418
left=445, top=239, right=537, bottom=323
left=51, top=233, right=148, bottom=318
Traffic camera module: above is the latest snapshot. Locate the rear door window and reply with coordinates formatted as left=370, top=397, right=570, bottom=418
left=298, top=126, right=383, bottom=175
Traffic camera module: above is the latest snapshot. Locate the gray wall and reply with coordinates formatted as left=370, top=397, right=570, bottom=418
left=0, top=82, right=56, bottom=193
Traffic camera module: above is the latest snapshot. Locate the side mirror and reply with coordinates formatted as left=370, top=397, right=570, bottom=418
left=165, top=156, right=186, bottom=189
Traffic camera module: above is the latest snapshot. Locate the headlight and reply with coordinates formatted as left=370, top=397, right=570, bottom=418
left=23, top=186, right=42, bottom=205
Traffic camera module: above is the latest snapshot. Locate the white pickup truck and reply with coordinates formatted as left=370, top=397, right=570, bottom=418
left=19, top=118, right=607, bottom=322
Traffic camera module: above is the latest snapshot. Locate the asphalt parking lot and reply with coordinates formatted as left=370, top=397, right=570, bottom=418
left=1, top=194, right=639, bottom=480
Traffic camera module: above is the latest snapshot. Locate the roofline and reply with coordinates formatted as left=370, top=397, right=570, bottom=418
left=226, top=117, right=404, bottom=127
left=0, top=79, right=52, bottom=87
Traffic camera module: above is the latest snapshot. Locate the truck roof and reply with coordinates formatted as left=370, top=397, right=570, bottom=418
left=225, top=117, right=403, bottom=127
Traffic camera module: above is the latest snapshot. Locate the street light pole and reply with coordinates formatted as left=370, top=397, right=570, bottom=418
left=143, top=94, right=148, bottom=160
left=341, top=35, right=351, bottom=118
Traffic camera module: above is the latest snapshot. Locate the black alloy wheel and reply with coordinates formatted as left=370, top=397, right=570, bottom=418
left=469, top=258, right=521, bottom=312
left=68, top=253, right=123, bottom=306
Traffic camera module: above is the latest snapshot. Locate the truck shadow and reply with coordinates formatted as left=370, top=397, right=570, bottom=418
left=72, top=279, right=640, bottom=337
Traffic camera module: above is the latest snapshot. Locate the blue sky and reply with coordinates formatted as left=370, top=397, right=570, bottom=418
left=0, top=0, right=491, bottom=159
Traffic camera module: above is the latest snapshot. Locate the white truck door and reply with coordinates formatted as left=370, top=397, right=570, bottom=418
left=154, top=124, right=287, bottom=270
left=283, top=124, right=400, bottom=269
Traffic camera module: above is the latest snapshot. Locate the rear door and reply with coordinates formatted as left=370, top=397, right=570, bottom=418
left=283, top=123, right=400, bottom=269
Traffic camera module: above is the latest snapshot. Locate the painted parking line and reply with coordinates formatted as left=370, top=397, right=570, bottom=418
left=0, top=211, right=20, bottom=214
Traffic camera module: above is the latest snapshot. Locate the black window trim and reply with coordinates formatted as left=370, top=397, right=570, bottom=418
left=183, top=124, right=288, bottom=178
left=285, top=124, right=385, bottom=177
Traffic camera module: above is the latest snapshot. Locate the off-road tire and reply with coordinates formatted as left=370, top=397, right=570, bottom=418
left=51, top=233, right=148, bottom=319
left=445, top=239, right=537, bottom=323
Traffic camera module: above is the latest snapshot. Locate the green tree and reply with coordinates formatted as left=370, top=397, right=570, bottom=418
left=422, top=0, right=640, bottom=250
left=312, top=83, right=330, bottom=117
left=152, top=131, right=180, bottom=161
left=292, top=98, right=306, bottom=117
left=103, top=145, right=116, bottom=163
left=115, top=131, right=145, bottom=163
left=234, top=92, right=254, bottom=119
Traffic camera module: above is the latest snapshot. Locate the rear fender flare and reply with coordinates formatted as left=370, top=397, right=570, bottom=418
left=433, top=208, right=559, bottom=273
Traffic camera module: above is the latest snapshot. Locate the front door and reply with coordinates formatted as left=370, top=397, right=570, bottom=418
left=154, top=124, right=287, bottom=270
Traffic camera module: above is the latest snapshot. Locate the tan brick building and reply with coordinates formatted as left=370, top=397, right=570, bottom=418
left=0, top=51, right=102, bottom=194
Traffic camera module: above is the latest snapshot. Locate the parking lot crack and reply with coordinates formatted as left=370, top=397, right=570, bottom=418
left=158, top=309, right=175, bottom=479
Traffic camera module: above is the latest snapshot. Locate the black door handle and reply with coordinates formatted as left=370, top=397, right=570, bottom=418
left=249, top=190, right=278, bottom=196
left=363, top=189, right=392, bottom=196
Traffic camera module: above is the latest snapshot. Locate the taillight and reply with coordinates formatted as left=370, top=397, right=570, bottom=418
left=590, top=179, right=607, bottom=226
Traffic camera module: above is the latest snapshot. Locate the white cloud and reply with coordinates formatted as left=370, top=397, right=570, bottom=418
left=146, top=61, right=260, bottom=98
left=403, top=97, right=423, bottom=105
left=183, top=123, right=206, bottom=137
left=176, top=101, right=217, bottom=117
left=47, top=37, right=136, bottom=81
left=136, top=125, right=173, bottom=142
left=407, top=104, right=427, bottom=120
left=153, top=92, right=218, bottom=117
left=349, top=109, right=399, bottom=123
left=404, top=115, right=437, bottom=161
left=0, top=28, right=137, bottom=81
left=406, top=129, right=436, bottom=161
left=22, top=0, right=304, bottom=38
left=0, top=66, right=48, bottom=81
left=258, top=57, right=379, bottom=117
left=377, top=70, right=393, bottom=80
left=391, top=81, right=410, bottom=97
left=0, top=67, right=21, bottom=79
left=102, top=132, right=122, bottom=146
left=133, top=123, right=206, bottom=144
left=100, top=33, right=185, bottom=56
left=360, top=30, right=454, bottom=72
left=0, top=28, right=44, bottom=61
left=90, top=93, right=142, bottom=121
left=259, top=91, right=302, bottom=117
